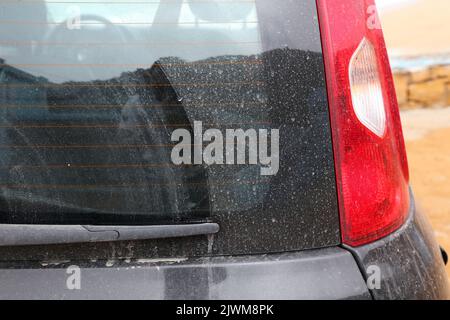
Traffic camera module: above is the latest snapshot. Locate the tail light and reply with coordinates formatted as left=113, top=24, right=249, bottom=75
left=317, top=0, right=410, bottom=247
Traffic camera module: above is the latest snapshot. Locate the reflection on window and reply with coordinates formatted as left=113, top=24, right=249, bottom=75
left=0, top=0, right=272, bottom=224
left=44, top=0, right=257, bottom=28
left=0, top=0, right=261, bottom=82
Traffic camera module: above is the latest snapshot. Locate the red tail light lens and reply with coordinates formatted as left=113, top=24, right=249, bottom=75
left=317, top=0, right=410, bottom=247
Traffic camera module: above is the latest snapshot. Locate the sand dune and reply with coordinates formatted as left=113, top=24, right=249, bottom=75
left=377, top=0, right=450, bottom=57
left=401, top=108, right=450, bottom=277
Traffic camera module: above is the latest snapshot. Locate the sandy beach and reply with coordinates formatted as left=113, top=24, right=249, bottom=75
left=380, top=0, right=450, bottom=277
left=378, top=0, right=450, bottom=57
left=401, top=107, right=450, bottom=277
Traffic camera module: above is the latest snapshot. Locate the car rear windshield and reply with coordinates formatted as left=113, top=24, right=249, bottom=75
left=0, top=0, right=334, bottom=226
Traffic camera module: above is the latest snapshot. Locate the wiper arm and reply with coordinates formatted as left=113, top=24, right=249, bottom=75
left=0, top=223, right=219, bottom=246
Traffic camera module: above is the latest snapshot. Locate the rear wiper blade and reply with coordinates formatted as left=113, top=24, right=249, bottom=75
left=0, top=223, right=219, bottom=246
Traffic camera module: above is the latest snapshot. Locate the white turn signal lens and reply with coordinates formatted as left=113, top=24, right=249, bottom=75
left=349, top=37, right=386, bottom=137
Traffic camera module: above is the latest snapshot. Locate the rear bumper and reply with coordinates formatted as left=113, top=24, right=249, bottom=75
left=0, top=194, right=448, bottom=300
left=0, top=247, right=371, bottom=300
left=347, top=193, right=450, bottom=300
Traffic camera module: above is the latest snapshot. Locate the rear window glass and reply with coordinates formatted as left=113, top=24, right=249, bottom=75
left=0, top=0, right=330, bottom=225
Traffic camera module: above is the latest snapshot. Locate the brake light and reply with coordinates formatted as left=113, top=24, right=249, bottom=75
left=317, top=0, right=410, bottom=246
